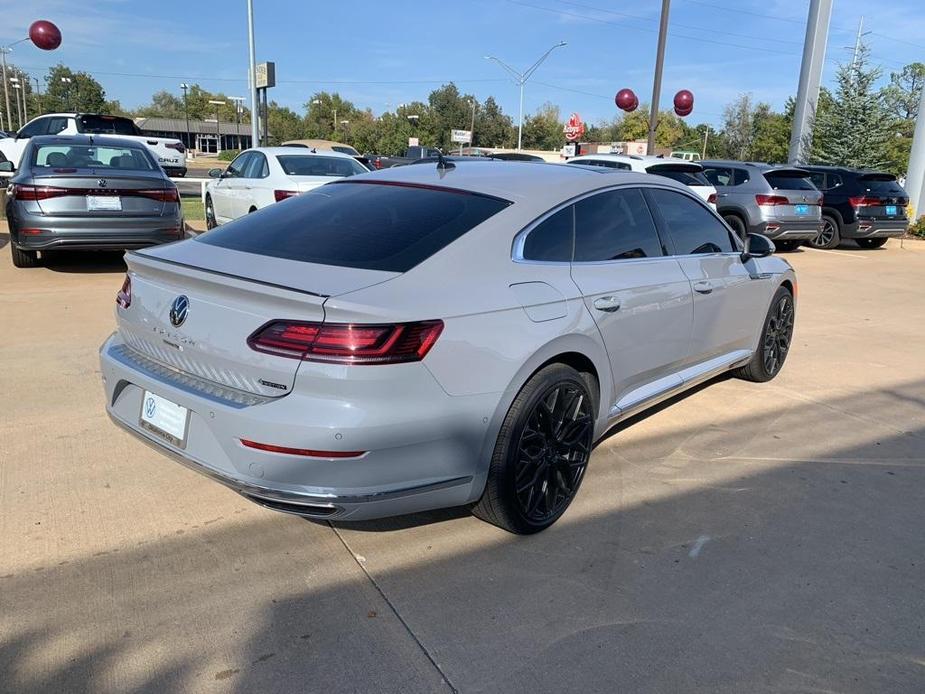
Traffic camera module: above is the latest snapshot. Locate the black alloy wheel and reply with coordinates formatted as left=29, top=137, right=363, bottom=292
left=762, top=292, right=795, bottom=377
left=205, top=196, right=216, bottom=230
left=808, top=216, right=839, bottom=249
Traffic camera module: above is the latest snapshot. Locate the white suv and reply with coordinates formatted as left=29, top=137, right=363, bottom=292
left=567, top=153, right=717, bottom=209
left=0, top=113, right=187, bottom=176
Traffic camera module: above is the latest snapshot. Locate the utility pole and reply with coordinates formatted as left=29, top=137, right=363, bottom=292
left=904, top=80, right=925, bottom=221
left=851, top=17, right=866, bottom=70
left=701, top=126, right=709, bottom=159
left=1, top=48, right=12, bottom=131
left=180, top=83, right=191, bottom=151
left=788, top=0, right=833, bottom=164
left=469, top=99, right=477, bottom=149
left=647, top=0, right=671, bottom=155
left=246, top=0, right=259, bottom=149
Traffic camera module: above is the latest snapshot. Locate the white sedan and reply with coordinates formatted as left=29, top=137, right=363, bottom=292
left=566, top=153, right=717, bottom=209
left=205, top=147, right=368, bottom=228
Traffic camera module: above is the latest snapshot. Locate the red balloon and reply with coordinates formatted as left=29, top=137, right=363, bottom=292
left=675, top=105, right=693, bottom=118
left=29, top=20, right=62, bottom=51
left=615, top=88, right=637, bottom=112
left=673, top=89, right=694, bottom=112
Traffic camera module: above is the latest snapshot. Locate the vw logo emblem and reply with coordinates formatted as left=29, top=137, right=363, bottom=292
left=98, top=179, right=107, bottom=188
left=144, top=397, right=156, bottom=418
left=169, top=295, right=190, bottom=327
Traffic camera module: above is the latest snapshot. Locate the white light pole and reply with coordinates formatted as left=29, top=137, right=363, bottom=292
left=180, top=83, right=191, bottom=151
left=484, top=41, right=566, bottom=151
left=246, top=0, right=259, bottom=148
left=10, top=80, right=22, bottom=128
left=59, top=76, right=73, bottom=110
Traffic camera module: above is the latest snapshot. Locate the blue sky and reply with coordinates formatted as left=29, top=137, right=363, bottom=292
left=3, top=0, right=925, bottom=127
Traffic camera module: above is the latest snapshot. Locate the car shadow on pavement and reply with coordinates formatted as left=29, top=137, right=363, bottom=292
left=0, top=232, right=8, bottom=250
left=40, top=250, right=126, bottom=274
left=3, top=379, right=925, bottom=693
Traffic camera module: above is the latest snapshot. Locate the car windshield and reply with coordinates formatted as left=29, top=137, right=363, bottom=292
left=647, top=165, right=711, bottom=186
left=31, top=144, right=156, bottom=171
left=276, top=155, right=366, bottom=177
left=764, top=171, right=816, bottom=191
left=331, top=145, right=360, bottom=156
left=77, top=115, right=141, bottom=136
left=198, top=181, right=511, bottom=272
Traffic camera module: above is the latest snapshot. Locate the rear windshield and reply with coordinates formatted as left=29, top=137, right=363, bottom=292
left=31, top=144, right=155, bottom=170
left=76, top=115, right=141, bottom=136
left=198, top=181, right=512, bottom=272
left=764, top=171, right=816, bottom=191
left=331, top=145, right=360, bottom=156
left=858, top=175, right=906, bottom=195
left=648, top=165, right=711, bottom=186
left=276, top=155, right=366, bottom=177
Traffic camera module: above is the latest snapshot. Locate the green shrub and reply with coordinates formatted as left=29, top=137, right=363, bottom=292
left=217, top=149, right=240, bottom=162
left=908, top=216, right=925, bottom=238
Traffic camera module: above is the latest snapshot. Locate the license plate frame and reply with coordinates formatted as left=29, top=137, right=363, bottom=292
left=794, top=203, right=810, bottom=215
left=139, top=390, right=190, bottom=449
left=87, top=195, right=122, bottom=212
left=885, top=205, right=897, bottom=216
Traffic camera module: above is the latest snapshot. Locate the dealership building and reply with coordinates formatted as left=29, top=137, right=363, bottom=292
left=133, top=117, right=257, bottom=154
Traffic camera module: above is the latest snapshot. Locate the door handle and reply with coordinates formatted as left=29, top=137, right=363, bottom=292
left=717, top=193, right=729, bottom=198
left=693, top=281, right=714, bottom=294
left=593, top=296, right=621, bottom=312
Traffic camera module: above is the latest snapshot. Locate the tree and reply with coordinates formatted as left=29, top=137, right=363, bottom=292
left=750, top=103, right=791, bottom=163
left=616, top=107, right=692, bottom=149
left=266, top=102, right=305, bottom=144
left=133, top=84, right=247, bottom=123
left=0, top=62, right=34, bottom=130
left=722, top=94, right=754, bottom=160
left=41, top=64, right=111, bottom=114
left=522, top=102, right=562, bottom=150
left=584, top=116, right=621, bottom=144
left=881, top=62, right=925, bottom=121
left=812, top=42, right=895, bottom=168
left=304, top=92, right=361, bottom=141
left=425, top=83, right=476, bottom=152
left=474, top=96, right=513, bottom=148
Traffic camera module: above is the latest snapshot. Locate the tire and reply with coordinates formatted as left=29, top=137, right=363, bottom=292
left=856, top=237, right=888, bottom=249
left=10, top=243, right=41, bottom=268
left=735, top=286, right=795, bottom=383
left=807, top=214, right=840, bottom=249
left=205, top=195, right=216, bottom=230
left=723, top=214, right=747, bottom=240
left=775, top=240, right=800, bottom=252
left=473, top=364, right=596, bottom=534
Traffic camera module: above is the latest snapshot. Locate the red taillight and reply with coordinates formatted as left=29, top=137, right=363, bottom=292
left=165, top=141, right=186, bottom=153
left=240, top=439, right=366, bottom=459
left=373, top=158, right=382, bottom=170
left=116, top=274, right=132, bottom=309
left=274, top=189, right=299, bottom=202
left=137, top=187, right=180, bottom=203
left=849, top=196, right=880, bottom=208
left=248, top=320, right=444, bottom=364
left=755, top=194, right=790, bottom=206
left=707, top=192, right=717, bottom=204
left=10, top=184, right=69, bottom=201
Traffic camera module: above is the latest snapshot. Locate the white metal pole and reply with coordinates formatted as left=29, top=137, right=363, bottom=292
left=247, top=0, right=259, bottom=148
left=1, top=50, right=11, bottom=131
left=788, top=0, right=833, bottom=164
left=904, top=82, right=925, bottom=221
left=517, top=82, right=524, bottom=151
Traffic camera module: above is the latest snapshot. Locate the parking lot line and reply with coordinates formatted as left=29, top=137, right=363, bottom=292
left=801, top=247, right=869, bottom=259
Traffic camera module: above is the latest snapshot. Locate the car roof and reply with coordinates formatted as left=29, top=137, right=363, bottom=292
left=28, top=134, right=145, bottom=147
left=280, top=139, right=357, bottom=150
left=355, top=160, right=681, bottom=202
left=245, top=146, right=358, bottom=159
left=569, top=153, right=705, bottom=171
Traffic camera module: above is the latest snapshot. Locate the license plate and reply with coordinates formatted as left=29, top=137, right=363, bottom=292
left=885, top=205, right=897, bottom=216
left=794, top=204, right=809, bottom=215
left=87, top=195, right=122, bottom=211
left=139, top=391, right=189, bottom=448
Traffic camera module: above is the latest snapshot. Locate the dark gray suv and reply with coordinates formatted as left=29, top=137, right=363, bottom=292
left=702, top=161, right=823, bottom=251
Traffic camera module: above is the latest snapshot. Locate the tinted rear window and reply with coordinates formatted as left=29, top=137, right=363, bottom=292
left=764, top=171, right=816, bottom=191
left=198, top=182, right=511, bottom=272
left=648, top=165, right=710, bottom=186
left=31, top=144, right=155, bottom=170
left=858, top=175, right=906, bottom=195
left=276, top=155, right=366, bottom=177
left=77, top=115, right=140, bottom=136
left=331, top=145, right=360, bottom=156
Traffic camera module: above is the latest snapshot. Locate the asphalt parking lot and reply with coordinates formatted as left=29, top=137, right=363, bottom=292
left=2, top=228, right=924, bottom=693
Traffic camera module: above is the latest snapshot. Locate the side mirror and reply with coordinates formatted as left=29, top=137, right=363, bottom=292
left=0, top=161, right=13, bottom=173
left=208, top=168, right=223, bottom=178
left=741, top=233, right=775, bottom=261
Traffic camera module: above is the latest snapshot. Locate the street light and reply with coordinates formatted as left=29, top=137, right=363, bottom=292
left=59, top=76, right=73, bottom=110
left=1, top=21, right=62, bottom=132
left=10, top=80, right=22, bottom=128
left=180, top=83, right=191, bottom=151
left=230, top=96, right=245, bottom=148
left=208, top=99, right=226, bottom=154
left=484, top=41, right=566, bottom=151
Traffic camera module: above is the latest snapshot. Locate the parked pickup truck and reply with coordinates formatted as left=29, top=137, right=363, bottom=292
left=0, top=113, right=187, bottom=176
left=367, top=145, right=442, bottom=169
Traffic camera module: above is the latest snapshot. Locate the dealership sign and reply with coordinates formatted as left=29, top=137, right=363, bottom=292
left=451, top=129, right=472, bottom=144
left=564, top=113, right=585, bottom=142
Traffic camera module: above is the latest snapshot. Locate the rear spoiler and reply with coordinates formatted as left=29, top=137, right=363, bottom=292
left=858, top=172, right=897, bottom=182
left=764, top=167, right=812, bottom=178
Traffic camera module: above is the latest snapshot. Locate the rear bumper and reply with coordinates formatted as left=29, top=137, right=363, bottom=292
left=16, top=230, right=184, bottom=251
left=164, top=167, right=187, bottom=177
left=99, top=334, right=496, bottom=521
left=10, top=209, right=184, bottom=251
left=841, top=218, right=907, bottom=239
left=750, top=219, right=822, bottom=241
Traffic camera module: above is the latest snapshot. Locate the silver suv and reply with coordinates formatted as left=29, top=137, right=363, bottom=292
left=701, top=161, right=823, bottom=252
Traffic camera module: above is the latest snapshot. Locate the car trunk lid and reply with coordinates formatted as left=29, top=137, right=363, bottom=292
left=29, top=171, right=172, bottom=217
left=852, top=173, right=909, bottom=220
left=761, top=168, right=823, bottom=221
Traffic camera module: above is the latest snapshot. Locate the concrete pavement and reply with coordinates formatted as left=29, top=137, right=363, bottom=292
left=1, top=229, right=924, bottom=693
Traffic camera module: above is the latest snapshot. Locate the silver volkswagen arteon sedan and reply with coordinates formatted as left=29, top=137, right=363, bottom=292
left=100, top=161, right=796, bottom=533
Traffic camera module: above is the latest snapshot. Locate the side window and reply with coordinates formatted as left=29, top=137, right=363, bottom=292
left=17, top=118, right=49, bottom=138
left=521, top=205, right=573, bottom=262
left=243, top=153, right=268, bottom=178
left=808, top=172, right=827, bottom=190
left=829, top=173, right=843, bottom=188
left=225, top=152, right=251, bottom=178
left=574, top=188, right=664, bottom=261
left=732, top=168, right=750, bottom=185
left=649, top=188, right=735, bottom=255
left=702, top=167, right=732, bottom=187
left=573, top=159, right=630, bottom=170
left=45, top=117, right=69, bottom=135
